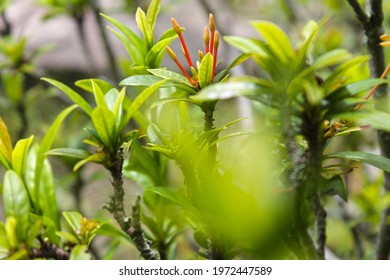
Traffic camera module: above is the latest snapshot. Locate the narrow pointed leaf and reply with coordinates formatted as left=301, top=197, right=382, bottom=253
left=327, top=151, right=390, bottom=172
left=12, top=136, right=34, bottom=177
left=148, top=68, right=193, bottom=87
left=34, top=105, right=77, bottom=213
left=320, top=175, right=348, bottom=202
left=123, top=79, right=168, bottom=124
left=0, top=117, right=12, bottom=169
left=75, top=79, right=114, bottom=95
left=214, top=53, right=251, bottom=82
left=198, top=52, right=213, bottom=89
left=3, top=170, right=30, bottom=242
left=146, top=0, right=160, bottom=31
left=121, top=75, right=166, bottom=87
left=146, top=37, right=177, bottom=67
left=41, top=78, right=92, bottom=116
left=91, top=106, right=116, bottom=148
left=101, top=13, right=146, bottom=61
left=70, top=245, right=92, bottom=260
left=39, top=158, right=60, bottom=228
left=45, top=148, right=91, bottom=159
left=191, top=82, right=260, bottom=101
left=136, top=8, right=153, bottom=47
left=63, top=211, right=83, bottom=233
left=73, top=153, right=106, bottom=171
left=252, top=21, right=295, bottom=62
left=92, top=80, right=108, bottom=109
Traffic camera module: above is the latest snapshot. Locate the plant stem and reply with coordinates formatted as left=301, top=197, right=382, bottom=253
left=202, top=101, right=217, bottom=162
left=104, top=149, right=160, bottom=260
left=280, top=102, right=320, bottom=259
left=346, top=0, right=390, bottom=260
left=200, top=101, right=227, bottom=259
left=30, top=236, right=70, bottom=260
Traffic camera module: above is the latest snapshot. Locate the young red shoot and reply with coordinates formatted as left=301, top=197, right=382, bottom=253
left=166, top=46, right=194, bottom=84
left=171, top=17, right=194, bottom=68
left=209, top=14, right=216, bottom=54
left=354, top=62, right=390, bottom=110
left=212, top=31, right=220, bottom=81
left=204, top=26, right=210, bottom=54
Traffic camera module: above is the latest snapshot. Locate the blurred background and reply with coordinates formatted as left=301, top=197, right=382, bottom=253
left=1, top=0, right=390, bottom=259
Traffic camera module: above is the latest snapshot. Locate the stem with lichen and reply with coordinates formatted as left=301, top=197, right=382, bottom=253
left=346, top=0, right=390, bottom=260
left=103, top=149, right=160, bottom=260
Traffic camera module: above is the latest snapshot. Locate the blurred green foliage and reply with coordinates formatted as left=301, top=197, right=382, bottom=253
left=1, top=0, right=390, bottom=260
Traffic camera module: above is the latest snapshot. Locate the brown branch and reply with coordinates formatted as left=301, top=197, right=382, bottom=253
left=347, top=0, right=390, bottom=260
left=104, top=149, right=160, bottom=260
left=30, top=236, right=70, bottom=260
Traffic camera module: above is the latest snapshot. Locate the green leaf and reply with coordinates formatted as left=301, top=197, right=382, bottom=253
left=56, top=231, right=79, bottom=245
left=319, top=175, right=348, bottom=202
left=146, top=37, right=177, bottom=67
left=11, top=135, right=34, bottom=177
left=63, top=211, right=82, bottom=234
left=75, top=79, right=114, bottom=95
left=112, top=87, right=126, bottom=120
left=198, top=52, right=213, bottom=89
left=150, top=97, right=201, bottom=109
left=294, top=20, right=319, bottom=73
left=124, top=140, right=162, bottom=186
left=252, top=21, right=295, bottom=63
left=123, top=78, right=168, bottom=125
left=145, top=144, right=174, bottom=159
left=91, top=106, right=116, bottom=149
left=323, top=56, right=370, bottom=91
left=1, top=69, right=24, bottom=104
left=327, top=151, right=390, bottom=173
left=101, top=13, right=146, bottom=63
left=41, top=78, right=92, bottom=116
left=145, top=186, right=194, bottom=210
left=136, top=8, right=153, bottom=48
left=121, top=75, right=167, bottom=87
left=148, top=68, right=193, bottom=87
left=0, top=116, right=12, bottom=169
left=70, top=245, right=92, bottom=260
left=214, top=53, right=251, bottom=82
left=298, top=49, right=352, bottom=79
left=224, top=36, right=267, bottom=57
left=147, top=122, right=165, bottom=145
left=73, top=153, right=107, bottom=171
left=5, top=217, right=18, bottom=250
left=0, top=222, right=9, bottom=259
left=3, top=170, right=31, bottom=242
left=334, top=110, right=390, bottom=132
left=45, top=148, right=91, bottom=159
left=91, top=80, right=108, bottom=109
left=97, top=223, right=133, bottom=244
left=34, top=105, right=77, bottom=216
left=192, top=82, right=260, bottom=101
left=326, top=78, right=388, bottom=101
left=39, top=159, right=60, bottom=228
left=146, top=0, right=160, bottom=31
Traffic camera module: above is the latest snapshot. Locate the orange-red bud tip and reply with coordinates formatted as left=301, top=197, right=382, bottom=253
left=214, top=31, right=220, bottom=50
left=171, top=17, right=182, bottom=34
left=204, top=26, right=210, bottom=44
left=166, top=46, right=177, bottom=60
left=380, top=41, right=390, bottom=47
left=380, top=34, right=390, bottom=41
left=209, top=13, right=216, bottom=32
left=198, top=50, right=204, bottom=61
